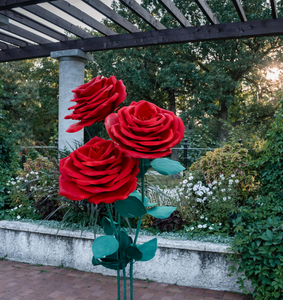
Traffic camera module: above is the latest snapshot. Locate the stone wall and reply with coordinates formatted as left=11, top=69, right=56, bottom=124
left=0, top=221, right=252, bottom=293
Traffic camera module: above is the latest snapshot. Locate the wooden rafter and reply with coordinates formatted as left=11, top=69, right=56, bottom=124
left=0, top=9, right=72, bottom=41
left=0, top=32, right=33, bottom=46
left=1, top=18, right=283, bottom=62
left=51, top=1, right=117, bottom=36
left=157, top=0, right=191, bottom=27
left=194, top=0, right=219, bottom=24
left=23, top=5, right=94, bottom=39
left=0, top=41, right=17, bottom=49
left=0, top=0, right=53, bottom=10
left=1, top=23, right=52, bottom=44
left=270, top=0, right=278, bottom=19
left=231, top=0, right=247, bottom=22
left=119, top=0, right=166, bottom=30
left=82, top=0, right=141, bottom=33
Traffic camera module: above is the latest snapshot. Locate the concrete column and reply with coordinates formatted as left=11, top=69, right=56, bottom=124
left=51, top=49, right=93, bottom=151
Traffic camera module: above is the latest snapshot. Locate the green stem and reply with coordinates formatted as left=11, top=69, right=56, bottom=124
left=130, top=260, right=133, bottom=300
left=106, top=204, right=118, bottom=239
left=117, top=213, right=121, bottom=300
left=123, top=264, right=127, bottom=300
left=117, top=266, right=121, bottom=300
left=134, top=159, right=145, bottom=245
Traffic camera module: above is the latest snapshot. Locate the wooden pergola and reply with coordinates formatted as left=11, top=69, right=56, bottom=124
left=0, top=0, right=282, bottom=63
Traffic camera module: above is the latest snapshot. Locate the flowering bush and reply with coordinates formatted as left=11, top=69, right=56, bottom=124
left=190, top=143, right=254, bottom=200
left=174, top=170, right=241, bottom=224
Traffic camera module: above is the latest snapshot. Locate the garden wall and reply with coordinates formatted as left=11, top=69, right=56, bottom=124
left=0, top=221, right=252, bottom=293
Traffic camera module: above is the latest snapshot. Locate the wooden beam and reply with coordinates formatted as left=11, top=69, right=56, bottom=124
left=194, top=0, right=219, bottom=24
left=82, top=0, right=141, bottom=33
left=1, top=18, right=283, bottom=62
left=0, top=0, right=55, bottom=10
left=23, top=5, right=94, bottom=39
left=0, top=41, right=16, bottom=49
left=0, top=9, right=72, bottom=41
left=232, top=0, right=247, bottom=22
left=0, top=32, right=33, bottom=46
left=270, top=0, right=278, bottom=19
left=1, top=23, right=51, bottom=44
left=157, top=0, right=191, bottom=27
left=119, top=0, right=166, bottom=30
left=51, top=1, right=117, bottom=36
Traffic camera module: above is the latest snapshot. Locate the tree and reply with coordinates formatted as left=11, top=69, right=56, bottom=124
left=0, top=58, right=59, bottom=146
left=86, top=0, right=283, bottom=143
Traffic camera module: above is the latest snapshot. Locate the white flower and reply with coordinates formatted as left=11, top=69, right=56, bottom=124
left=191, top=227, right=194, bottom=230
left=198, top=224, right=203, bottom=228
left=219, top=223, right=222, bottom=226
left=205, top=217, right=208, bottom=220
left=208, top=191, right=213, bottom=196
left=223, top=197, right=227, bottom=201
left=187, top=183, right=193, bottom=187
left=228, top=197, right=231, bottom=200
left=196, top=198, right=203, bottom=203
left=193, top=185, right=198, bottom=192
left=196, top=191, right=203, bottom=196
left=35, top=172, right=38, bottom=175
left=212, top=180, right=217, bottom=185
left=200, top=216, right=204, bottom=219
left=202, top=224, right=207, bottom=228
left=189, top=176, right=193, bottom=181
left=229, top=180, right=233, bottom=185
left=208, top=183, right=212, bottom=188
left=209, top=226, right=213, bottom=230
left=218, top=181, right=222, bottom=185
left=26, top=174, right=29, bottom=177
left=235, top=179, right=239, bottom=183
left=21, top=189, right=25, bottom=192
left=30, top=171, right=34, bottom=174
left=231, top=174, right=235, bottom=178
left=221, top=189, right=226, bottom=192
left=17, top=215, right=21, bottom=219
left=212, top=186, right=217, bottom=190
left=19, top=205, right=22, bottom=208
left=11, top=181, right=16, bottom=185
left=183, top=179, right=188, bottom=184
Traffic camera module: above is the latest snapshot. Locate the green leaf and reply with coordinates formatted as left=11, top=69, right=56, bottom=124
left=125, top=245, right=143, bottom=260
left=150, top=158, right=185, bottom=175
left=92, top=257, right=101, bottom=266
left=115, top=196, right=147, bottom=217
left=147, top=206, right=176, bottom=219
left=92, top=236, right=119, bottom=259
left=118, top=231, right=131, bottom=251
left=137, top=238, right=158, bottom=262
left=102, top=217, right=117, bottom=235
left=129, top=190, right=156, bottom=207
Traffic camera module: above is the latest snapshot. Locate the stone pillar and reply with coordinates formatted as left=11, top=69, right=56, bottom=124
left=51, top=49, right=93, bottom=151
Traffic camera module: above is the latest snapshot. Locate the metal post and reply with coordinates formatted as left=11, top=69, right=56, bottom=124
left=55, top=138, right=58, bottom=151
left=183, top=139, right=188, bottom=176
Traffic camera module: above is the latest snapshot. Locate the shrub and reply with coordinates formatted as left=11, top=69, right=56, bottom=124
left=174, top=170, right=241, bottom=225
left=190, top=143, right=254, bottom=201
left=229, top=194, right=283, bottom=299
left=252, top=102, right=283, bottom=195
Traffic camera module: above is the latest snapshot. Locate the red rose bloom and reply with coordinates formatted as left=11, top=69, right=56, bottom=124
left=105, top=100, right=185, bottom=159
left=59, top=137, right=139, bottom=204
left=65, top=75, right=126, bottom=133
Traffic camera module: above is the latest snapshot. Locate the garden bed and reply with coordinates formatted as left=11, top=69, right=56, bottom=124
left=0, top=220, right=252, bottom=293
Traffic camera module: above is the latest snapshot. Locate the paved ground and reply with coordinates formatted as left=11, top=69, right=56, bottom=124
left=0, top=260, right=253, bottom=300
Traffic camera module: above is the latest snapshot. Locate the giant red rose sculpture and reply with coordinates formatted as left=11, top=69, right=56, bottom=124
left=65, top=75, right=126, bottom=133
left=105, top=100, right=185, bottom=159
left=59, top=137, right=139, bottom=204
